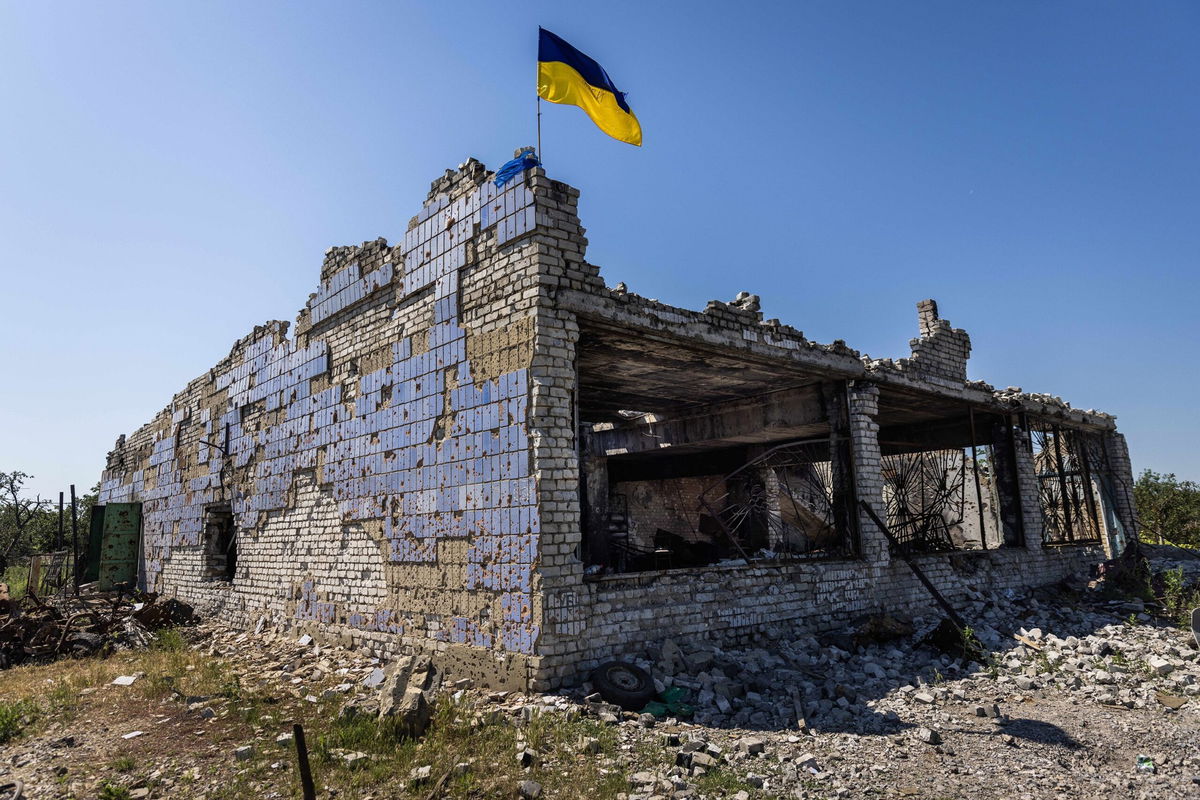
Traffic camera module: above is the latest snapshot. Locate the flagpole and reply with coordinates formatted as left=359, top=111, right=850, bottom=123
left=536, top=96, right=542, bottom=162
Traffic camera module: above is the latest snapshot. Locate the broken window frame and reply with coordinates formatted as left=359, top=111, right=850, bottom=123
left=878, top=406, right=1024, bottom=555
left=697, top=435, right=860, bottom=563
left=578, top=378, right=859, bottom=577
left=1026, top=418, right=1106, bottom=546
left=583, top=433, right=859, bottom=577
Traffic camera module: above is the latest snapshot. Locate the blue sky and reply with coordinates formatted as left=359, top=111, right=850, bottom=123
left=1, top=0, right=1197, bottom=499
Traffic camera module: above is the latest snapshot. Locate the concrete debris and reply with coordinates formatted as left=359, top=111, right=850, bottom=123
left=362, top=667, right=386, bottom=688
left=914, top=726, right=942, bottom=745
left=378, top=654, right=441, bottom=739
left=8, top=575, right=1200, bottom=800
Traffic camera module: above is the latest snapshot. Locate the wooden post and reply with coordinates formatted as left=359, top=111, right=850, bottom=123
left=293, top=723, right=316, bottom=800
left=57, top=492, right=65, bottom=550
left=70, top=485, right=79, bottom=593
left=28, top=556, right=42, bottom=598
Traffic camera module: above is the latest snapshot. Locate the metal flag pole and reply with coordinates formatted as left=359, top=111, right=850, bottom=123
left=537, top=96, right=543, bottom=162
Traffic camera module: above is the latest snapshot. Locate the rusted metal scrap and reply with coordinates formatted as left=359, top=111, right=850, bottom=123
left=0, top=590, right=197, bottom=669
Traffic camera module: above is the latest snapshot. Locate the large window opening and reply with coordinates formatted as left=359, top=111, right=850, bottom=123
left=1028, top=420, right=1112, bottom=546
left=697, top=437, right=857, bottom=562
left=578, top=373, right=859, bottom=577
left=587, top=435, right=859, bottom=576
left=877, top=406, right=1024, bottom=554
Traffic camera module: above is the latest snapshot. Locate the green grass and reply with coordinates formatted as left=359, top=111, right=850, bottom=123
left=110, top=756, right=137, bottom=772
left=97, top=781, right=132, bottom=800
left=0, top=698, right=38, bottom=744
left=301, top=698, right=629, bottom=798
left=152, top=628, right=186, bottom=652
left=1, top=563, right=29, bottom=599
left=694, top=765, right=762, bottom=795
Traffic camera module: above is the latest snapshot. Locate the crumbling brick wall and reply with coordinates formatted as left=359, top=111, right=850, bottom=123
left=901, top=299, right=972, bottom=385
left=100, top=157, right=555, bottom=687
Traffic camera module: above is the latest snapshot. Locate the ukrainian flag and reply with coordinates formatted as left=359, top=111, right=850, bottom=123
left=537, top=27, right=642, bottom=147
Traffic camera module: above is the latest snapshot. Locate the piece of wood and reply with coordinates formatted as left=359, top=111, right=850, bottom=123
left=1013, top=634, right=1043, bottom=651
left=293, top=723, right=316, bottom=800
left=423, top=770, right=454, bottom=800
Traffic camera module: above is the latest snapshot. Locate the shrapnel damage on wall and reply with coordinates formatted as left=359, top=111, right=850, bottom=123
left=97, top=151, right=1138, bottom=690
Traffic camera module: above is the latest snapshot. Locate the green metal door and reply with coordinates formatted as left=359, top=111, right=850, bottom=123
left=84, top=505, right=106, bottom=583
left=98, top=502, right=141, bottom=590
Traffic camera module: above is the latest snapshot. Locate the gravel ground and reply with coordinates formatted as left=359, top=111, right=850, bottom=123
left=3, top=548, right=1199, bottom=799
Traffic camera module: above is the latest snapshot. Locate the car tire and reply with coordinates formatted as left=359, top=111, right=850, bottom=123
left=590, top=660, right=656, bottom=711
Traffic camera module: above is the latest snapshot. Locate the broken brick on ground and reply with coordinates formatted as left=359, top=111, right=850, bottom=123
left=4, top=566, right=1199, bottom=799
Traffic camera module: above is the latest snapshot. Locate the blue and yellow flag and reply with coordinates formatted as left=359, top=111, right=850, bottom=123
left=537, top=27, right=642, bottom=147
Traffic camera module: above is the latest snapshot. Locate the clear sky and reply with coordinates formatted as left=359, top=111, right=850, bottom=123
left=1, top=0, right=1197, bottom=500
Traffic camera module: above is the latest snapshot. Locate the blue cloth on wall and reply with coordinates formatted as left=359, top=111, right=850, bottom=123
left=494, top=148, right=541, bottom=187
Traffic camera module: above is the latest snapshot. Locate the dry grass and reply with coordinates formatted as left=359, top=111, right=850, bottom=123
left=0, top=630, right=637, bottom=799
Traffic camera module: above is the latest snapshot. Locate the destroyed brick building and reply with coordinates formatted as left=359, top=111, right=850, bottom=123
left=95, top=153, right=1138, bottom=690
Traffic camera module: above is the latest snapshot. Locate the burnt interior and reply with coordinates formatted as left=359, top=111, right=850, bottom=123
left=573, top=321, right=1117, bottom=574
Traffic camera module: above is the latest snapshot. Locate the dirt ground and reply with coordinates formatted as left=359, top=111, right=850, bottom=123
left=1, top=578, right=1198, bottom=799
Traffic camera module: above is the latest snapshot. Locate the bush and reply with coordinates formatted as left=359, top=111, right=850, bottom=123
left=1160, top=567, right=1200, bottom=627
left=1135, top=470, right=1200, bottom=548
left=152, top=629, right=186, bottom=652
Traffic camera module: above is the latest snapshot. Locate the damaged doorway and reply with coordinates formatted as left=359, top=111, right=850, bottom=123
left=203, top=504, right=237, bottom=581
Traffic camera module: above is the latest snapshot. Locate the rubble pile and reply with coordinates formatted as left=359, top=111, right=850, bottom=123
left=0, top=590, right=195, bottom=669
left=6, top=553, right=1199, bottom=798
left=595, top=584, right=1199, bottom=734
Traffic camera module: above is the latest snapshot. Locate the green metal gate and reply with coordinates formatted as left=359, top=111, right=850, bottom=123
left=98, top=502, right=142, bottom=590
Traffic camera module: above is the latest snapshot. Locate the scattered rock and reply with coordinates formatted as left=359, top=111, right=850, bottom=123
left=1147, top=656, right=1175, bottom=676
left=518, top=779, right=543, bottom=799
left=738, top=737, right=766, bottom=755
left=379, top=654, right=441, bottom=738
left=914, top=727, right=942, bottom=745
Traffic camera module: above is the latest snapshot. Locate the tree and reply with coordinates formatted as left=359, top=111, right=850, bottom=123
left=0, top=471, right=50, bottom=573
left=1134, top=469, right=1200, bottom=549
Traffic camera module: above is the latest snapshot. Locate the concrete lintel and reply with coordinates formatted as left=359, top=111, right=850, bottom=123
left=588, top=384, right=831, bottom=456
